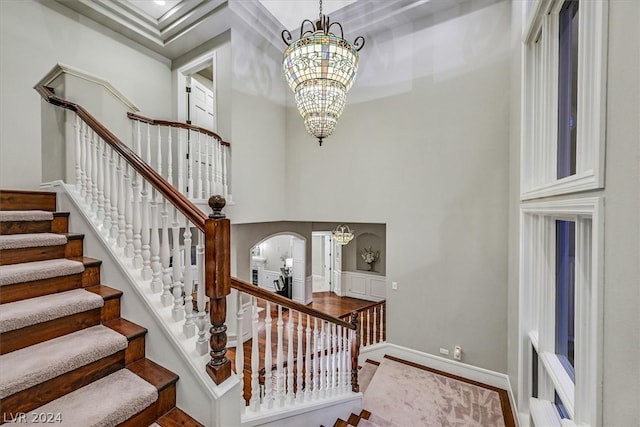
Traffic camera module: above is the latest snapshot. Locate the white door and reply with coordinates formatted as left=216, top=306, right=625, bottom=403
left=291, top=238, right=306, bottom=303
left=332, top=239, right=342, bottom=296
left=188, top=77, right=215, bottom=131
left=323, top=234, right=332, bottom=290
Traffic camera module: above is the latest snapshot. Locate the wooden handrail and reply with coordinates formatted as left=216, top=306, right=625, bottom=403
left=339, top=299, right=386, bottom=319
left=231, top=277, right=356, bottom=330
left=127, top=112, right=230, bottom=147
left=35, top=85, right=208, bottom=231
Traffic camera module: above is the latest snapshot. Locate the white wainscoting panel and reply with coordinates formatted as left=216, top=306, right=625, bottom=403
left=344, top=272, right=386, bottom=302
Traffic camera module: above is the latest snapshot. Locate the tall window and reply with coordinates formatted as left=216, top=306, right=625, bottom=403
left=557, top=1, right=579, bottom=179
left=555, top=220, right=575, bottom=379
left=520, top=0, right=607, bottom=199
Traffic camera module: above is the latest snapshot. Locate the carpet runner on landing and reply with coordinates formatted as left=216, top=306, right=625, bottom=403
left=362, top=355, right=515, bottom=427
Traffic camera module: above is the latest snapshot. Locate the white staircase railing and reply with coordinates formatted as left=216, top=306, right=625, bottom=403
left=231, top=279, right=361, bottom=417
left=127, top=113, right=231, bottom=202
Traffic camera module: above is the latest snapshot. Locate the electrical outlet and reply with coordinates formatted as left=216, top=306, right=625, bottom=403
left=454, top=345, right=462, bottom=360
left=391, top=281, right=398, bottom=290
left=439, top=348, right=449, bottom=356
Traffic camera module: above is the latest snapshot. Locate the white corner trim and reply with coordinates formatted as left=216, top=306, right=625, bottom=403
left=35, top=63, right=140, bottom=112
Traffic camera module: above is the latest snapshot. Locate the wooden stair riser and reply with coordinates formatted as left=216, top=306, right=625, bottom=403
left=104, top=319, right=148, bottom=364
left=0, top=351, right=126, bottom=418
left=0, top=260, right=101, bottom=304
left=0, top=309, right=101, bottom=355
left=128, top=359, right=179, bottom=420
left=0, top=234, right=83, bottom=266
left=0, top=190, right=56, bottom=212
left=0, top=212, right=69, bottom=235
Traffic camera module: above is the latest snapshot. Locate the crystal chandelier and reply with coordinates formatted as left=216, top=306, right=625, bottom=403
left=282, top=0, right=365, bottom=146
left=332, top=224, right=355, bottom=245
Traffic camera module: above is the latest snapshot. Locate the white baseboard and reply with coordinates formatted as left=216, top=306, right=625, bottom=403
left=359, top=342, right=519, bottom=425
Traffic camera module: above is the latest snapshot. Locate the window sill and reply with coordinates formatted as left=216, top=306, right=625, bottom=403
left=521, top=171, right=601, bottom=201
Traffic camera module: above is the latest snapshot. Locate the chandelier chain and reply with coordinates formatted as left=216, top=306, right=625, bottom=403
left=319, top=0, right=323, bottom=21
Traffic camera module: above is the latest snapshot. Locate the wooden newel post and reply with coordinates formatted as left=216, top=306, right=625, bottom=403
left=350, top=311, right=360, bottom=392
left=205, top=195, right=232, bottom=384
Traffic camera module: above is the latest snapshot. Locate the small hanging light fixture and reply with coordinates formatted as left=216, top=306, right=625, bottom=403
left=282, top=0, right=365, bottom=146
left=332, top=224, right=355, bottom=245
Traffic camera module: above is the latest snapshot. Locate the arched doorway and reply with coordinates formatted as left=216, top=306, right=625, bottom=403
left=250, top=233, right=309, bottom=304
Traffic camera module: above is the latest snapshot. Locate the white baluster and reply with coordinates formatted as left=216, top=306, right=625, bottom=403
left=96, top=138, right=105, bottom=222
left=330, top=323, right=336, bottom=395
left=167, top=127, right=173, bottom=186
left=74, top=115, right=81, bottom=192
left=109, top=149, right=119, bottom=240
left=150, top=191, right=161, bottom=293
left=135, top=120, right=142, bottom=156
left=146, top=123, right=152, bottom=165
left=373, top=307, right=377, bottom=345
left=319, top=321, right=326, bottom=398
left=205, top=136, right=211, bottom=197
left=160, top=200, right=173, bottom=306
left=217, top=141, right=223, bottom=195
left=360, top=310, right=364, bottom=347
left=343, top=326, right=349, bottom=392
left=250, top=297, right=260, bottom=411
left=380, top=303, right=385, bottom=342
left=79, top=120, right=88, bottom=198
left=276, top=305, right=285, bottom=407
left=124, top=164, right=134, bottom=257
left=312, top=318, right=319, bottom=400
left=187, top=130, right=193, bottom=198
left=132, top=171, right=142, bottom=269
left=264, top=302, right=273, bottom=409
left=177, top=129, right=184, bottom=193
left=235, top=292, right=245, bottom=409
left=183, top=221, right=195, bottom=337
left=305, top=315, right=312, bottom=401
left=90, top=131, right=99, bottom=213
left=157, top=125, right=163, bottom=179
left=296, top=311, right=303, bottom=401
left=196, top=236, right=208, bottom=355
left=286, top=310, right=295, bottom=404
left=171, top=207, right=184, bottom=321
left=140, top=182, right=151, bottom=280
left=102, top=143, right=111, bottom=234
left=117, top=156, right=127, bottom=248
left=197, top=133, right=203, bottom=198
left=366, top=309, right=371, bottom=346
left=222, top=145, right=229, bottom=199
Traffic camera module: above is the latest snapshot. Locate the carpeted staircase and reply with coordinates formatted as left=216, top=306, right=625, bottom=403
left=0, top=189, right=202, bottom=426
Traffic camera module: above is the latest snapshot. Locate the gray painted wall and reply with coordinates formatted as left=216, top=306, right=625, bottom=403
left=285, top=1, right=511, bottom=372
left=0, top=0, right=172, bottom=190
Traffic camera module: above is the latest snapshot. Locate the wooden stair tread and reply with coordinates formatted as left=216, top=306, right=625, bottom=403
left=128, top=358, right=179, bottom=392
left=104, top=318, right=147, bottom=340
left=86, top=284, right=123, bottom=300
left=156, top=407, right=204, bottom=427
left=68, top=255, right=102, bottom=267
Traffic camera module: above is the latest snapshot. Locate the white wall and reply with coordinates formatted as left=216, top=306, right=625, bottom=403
left=0, top=0, right=172, bottom=190
left=600, top=1, right=640, bottom=424
left=285, top=1, right=512, bottom=372
left=224, top=19, right=287, bottom=223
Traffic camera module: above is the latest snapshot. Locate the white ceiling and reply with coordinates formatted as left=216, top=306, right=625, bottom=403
left=126, top=0, right=182, bottom=19
left=51, top=0, right=489, bottom=60
left=258, top=0, right=358, bottom=30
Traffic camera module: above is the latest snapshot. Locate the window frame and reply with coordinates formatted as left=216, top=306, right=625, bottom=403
left=519, top=197, right=603, bottom=426
left=520, top=0, right=608, bottom=199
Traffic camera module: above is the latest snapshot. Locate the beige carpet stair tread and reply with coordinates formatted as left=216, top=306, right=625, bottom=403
left=0, top=325, right=127, bottom=398
left=0, top=258, right=85, bottom=286
left=0, top=233, right=67, bottom=250
left=5, top=369, right=158, bottom=426
left=0, top=288, right=103, bottom=332
left=0, top=210, right=53, bottom=221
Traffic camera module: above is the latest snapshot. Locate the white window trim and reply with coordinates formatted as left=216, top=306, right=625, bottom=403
left=519, top=197, right=604, bottom=426
left=520, top=0, right=608, bottom=200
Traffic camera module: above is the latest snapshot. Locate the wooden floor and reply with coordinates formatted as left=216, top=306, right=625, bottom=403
left=227, top=292, right=383, bottom=403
